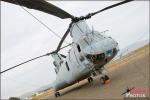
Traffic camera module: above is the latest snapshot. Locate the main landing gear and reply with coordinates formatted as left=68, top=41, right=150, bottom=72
left=55, top=91, right=60, bottom=97
left=87, top=77, right=93, bottom=83
left=99, top=75, right=110, bottom=85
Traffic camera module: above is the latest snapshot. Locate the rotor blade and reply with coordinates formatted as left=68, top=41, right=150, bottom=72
left=89, top=0, right=134, bottom=17
left=0, top=52, right=53, bottom=74
left=0, top=43, right=73, bottom=74
left=2, top=0, right=74, bottom=19
left=59, top=42, right=73, bottom=50
left=56, top=22, right=73, bottom=52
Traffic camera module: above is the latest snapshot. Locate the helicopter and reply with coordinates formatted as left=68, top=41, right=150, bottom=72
left=1, top=0, right=134, bottom=97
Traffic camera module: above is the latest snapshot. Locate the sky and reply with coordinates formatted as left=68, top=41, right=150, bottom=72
left=1, top=1, right=149, bottom=99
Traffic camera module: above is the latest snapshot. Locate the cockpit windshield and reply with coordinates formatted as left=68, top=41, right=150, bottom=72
left=86, top=53, right=105, bottom=64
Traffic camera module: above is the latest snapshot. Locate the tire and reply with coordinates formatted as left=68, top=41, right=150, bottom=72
left=88, top=77, right=93, bottom=83
left=104, top=75, right=109, bottom=80
left=55, top=92, right=60, bottom=97
left=99, top=75, right=110, bottom=85
left=99, top=76, right=105, bottom=85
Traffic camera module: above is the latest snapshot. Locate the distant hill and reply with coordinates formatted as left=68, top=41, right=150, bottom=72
left=115, top=39, right=149, bottom=60
left=20, top=83, right=52, bottom=99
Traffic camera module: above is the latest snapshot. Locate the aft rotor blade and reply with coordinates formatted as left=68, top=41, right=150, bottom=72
left=0, top=43, right=72, bottom=74
left=2, top=0, right=74, bottom=19
left=56, top=22, right=73, bottom=52
left=0, top=52, right=53, bottom=74
left=89, top=0, right=134, bottom=17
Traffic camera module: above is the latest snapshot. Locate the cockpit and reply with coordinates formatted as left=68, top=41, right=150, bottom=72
left=86, top=53, right=105, bottom=65
left=86, top=48, right=118, bottom=65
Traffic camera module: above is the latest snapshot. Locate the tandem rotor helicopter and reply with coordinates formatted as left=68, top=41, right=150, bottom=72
left=1, top=0, right=134, bottom=97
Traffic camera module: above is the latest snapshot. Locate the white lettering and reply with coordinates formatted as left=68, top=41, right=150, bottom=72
left=124, top=93, right=146, bottom=98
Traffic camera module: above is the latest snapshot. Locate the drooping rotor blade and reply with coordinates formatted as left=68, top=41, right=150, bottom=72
left=56, top=22, right=73, bottom=52
left=0, top=43, right=72, bottom=74
left=90, top=0, right=134, bottom=17
left=1, top=0, right=74, bottom=19
left=0, top=52, right=53, bottom=74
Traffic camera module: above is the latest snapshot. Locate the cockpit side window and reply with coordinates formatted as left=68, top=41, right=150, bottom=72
left=113, top=48, right=117, bottom=54
left=77, top=44, right=81, bottom=52
left=66, top=62, right=70, bottom=71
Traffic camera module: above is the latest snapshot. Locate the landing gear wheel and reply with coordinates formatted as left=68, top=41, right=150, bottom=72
left=104, top=75, right=109, bottom=81
left=99, top=75, right=110, bottom=85
left=87, top=77, right=93, bottom=83
left=55, top=92, right=60, bottom=97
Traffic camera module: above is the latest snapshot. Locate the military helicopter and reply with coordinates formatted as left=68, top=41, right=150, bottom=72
left=1, top=0, right=134, bottom=97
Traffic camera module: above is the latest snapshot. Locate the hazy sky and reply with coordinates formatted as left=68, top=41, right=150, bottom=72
left=1, top=1, right=149, bottom=99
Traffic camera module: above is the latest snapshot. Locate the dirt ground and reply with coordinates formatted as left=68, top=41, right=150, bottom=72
left=32, top=44, right=149, bottom=100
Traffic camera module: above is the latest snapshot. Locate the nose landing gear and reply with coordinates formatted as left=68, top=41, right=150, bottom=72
left=99, top=75, right=110, bottom=85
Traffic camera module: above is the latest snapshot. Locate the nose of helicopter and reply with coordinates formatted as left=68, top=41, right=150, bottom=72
left=81, top=37, right=119, bottom=65
left=81, top=37, right=119, bottom=56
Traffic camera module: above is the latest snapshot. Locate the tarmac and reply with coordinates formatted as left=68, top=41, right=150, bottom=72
left=31, top=44, right=149, bottom=99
